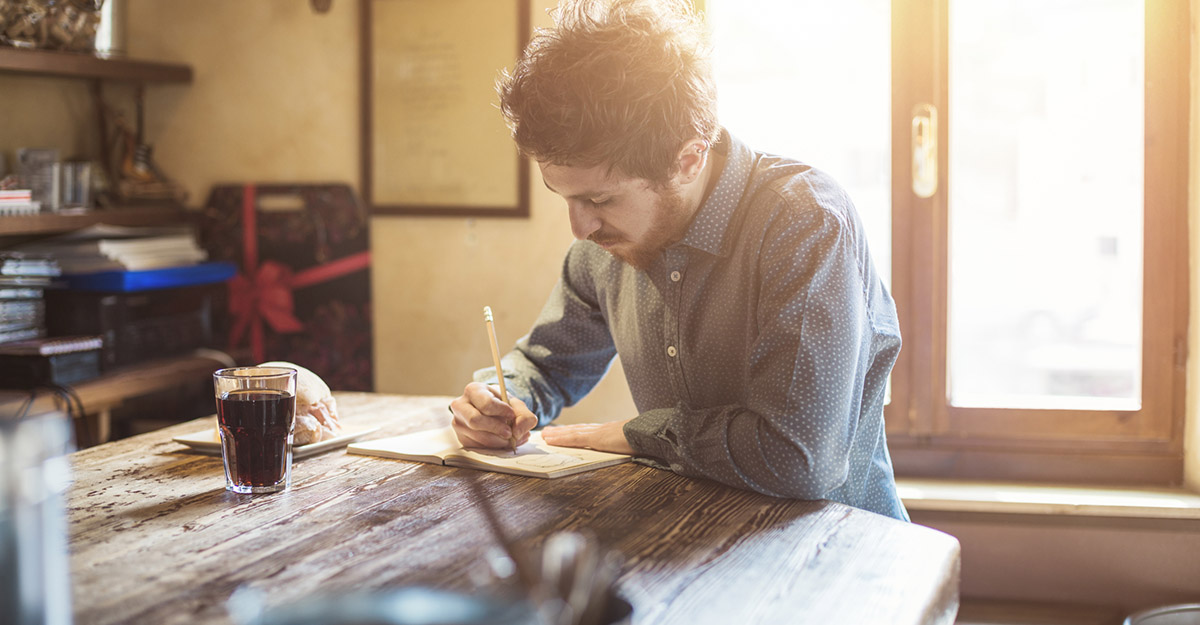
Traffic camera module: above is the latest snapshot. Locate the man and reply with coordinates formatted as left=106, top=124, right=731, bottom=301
left=448, top=0, right=907, bottom=520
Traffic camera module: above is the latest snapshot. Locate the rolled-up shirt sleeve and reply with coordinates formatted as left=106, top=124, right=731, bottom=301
left=474, top=244, right=617, bottom=427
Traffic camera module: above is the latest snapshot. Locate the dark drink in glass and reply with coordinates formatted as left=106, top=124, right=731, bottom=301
left=217, top=389, right=296, bottom=491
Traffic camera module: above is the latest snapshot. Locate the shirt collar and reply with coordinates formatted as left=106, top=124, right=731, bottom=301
left=675, top=129, right=754, bottom=257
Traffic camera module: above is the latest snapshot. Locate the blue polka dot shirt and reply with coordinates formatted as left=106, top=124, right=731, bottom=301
left=477, top=130, right=908, bottom=521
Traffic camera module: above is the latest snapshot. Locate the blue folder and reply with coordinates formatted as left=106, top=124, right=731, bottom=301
left=62, top=262, right=238, bottom=292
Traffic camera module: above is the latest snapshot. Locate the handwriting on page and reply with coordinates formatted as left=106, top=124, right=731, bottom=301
left=464, top=445, right=592, bottom=469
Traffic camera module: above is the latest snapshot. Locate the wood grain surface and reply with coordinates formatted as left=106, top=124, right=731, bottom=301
left=68, top=393, right=960, bottom=625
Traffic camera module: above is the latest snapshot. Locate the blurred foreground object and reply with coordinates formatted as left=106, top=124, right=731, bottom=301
left=0, top=406, right=74, bottom=625
left=481, top=531, right=630, bottom=625
left=226, top=586, right=536, bottom=625
left=469, top=478, right=631, bottom=625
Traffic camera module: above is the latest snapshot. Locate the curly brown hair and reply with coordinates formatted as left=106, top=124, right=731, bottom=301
left=497, top=0, right=719, bottom=185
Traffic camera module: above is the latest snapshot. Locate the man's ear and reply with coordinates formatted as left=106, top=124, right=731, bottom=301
left=674, top=138, right=709, bottom=185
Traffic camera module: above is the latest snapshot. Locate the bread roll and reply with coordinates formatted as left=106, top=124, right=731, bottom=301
left=259, top=361, right=342, bottom=445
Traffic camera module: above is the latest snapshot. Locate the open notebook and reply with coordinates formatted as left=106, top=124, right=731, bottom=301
left=347, top=427, right=631, bottom=479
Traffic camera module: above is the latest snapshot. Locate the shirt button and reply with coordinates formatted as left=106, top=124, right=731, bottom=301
left=667, top=345, right=677, bottom=357
left=670, top=270, right=681, bottom=282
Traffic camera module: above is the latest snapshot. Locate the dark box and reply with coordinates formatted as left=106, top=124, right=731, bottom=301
left=0, top=350, right=101, bottom=388
left=200, top=184, right=372, bottom=392
left=45, top=285, right=218, bottom=370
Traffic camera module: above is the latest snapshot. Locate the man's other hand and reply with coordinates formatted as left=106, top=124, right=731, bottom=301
left=541, top=420, right=634, bottom=455
left=449, top=382, right=538, bottom=449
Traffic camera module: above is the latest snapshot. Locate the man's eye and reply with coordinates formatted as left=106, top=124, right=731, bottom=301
left=589, top=198, right=611, bottom=207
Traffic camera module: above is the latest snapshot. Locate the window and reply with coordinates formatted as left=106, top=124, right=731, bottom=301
left=709, top=0, right=892, bottom=283
left=709, top=0, right=1189, bottom=485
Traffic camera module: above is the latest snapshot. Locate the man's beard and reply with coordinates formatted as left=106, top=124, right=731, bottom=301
left=589, top=185, right=692, bottom=270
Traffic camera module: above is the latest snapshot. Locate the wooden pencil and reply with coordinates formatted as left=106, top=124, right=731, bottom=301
left=483, top=306, right=518, bottom=451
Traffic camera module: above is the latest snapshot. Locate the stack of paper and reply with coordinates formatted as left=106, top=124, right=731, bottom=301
left=0, top=252, right=59, bottom=344
left=16, top=224, right=208, bottom=274
left=0, top=189, right=39, bottom=216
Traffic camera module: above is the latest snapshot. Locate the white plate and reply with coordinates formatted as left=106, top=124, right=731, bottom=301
left=172, top=426, right=380, bottom=459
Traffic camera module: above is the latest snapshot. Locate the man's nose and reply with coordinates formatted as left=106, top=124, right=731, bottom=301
left=568, top=201, right=601, bottom=240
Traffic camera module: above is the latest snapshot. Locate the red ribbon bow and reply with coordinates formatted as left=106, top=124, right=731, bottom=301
left=227, top=184, right=371, bottom=363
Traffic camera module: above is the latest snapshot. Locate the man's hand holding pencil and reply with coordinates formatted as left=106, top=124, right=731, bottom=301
left=450, top=305, right=634, bottom=456
left=449, top=307, right=537, bottom=452
left=449, top=381, right=538, bottom=450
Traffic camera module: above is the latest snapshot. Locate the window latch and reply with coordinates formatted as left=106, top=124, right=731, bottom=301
left=911, top=103, right=938, bottom=199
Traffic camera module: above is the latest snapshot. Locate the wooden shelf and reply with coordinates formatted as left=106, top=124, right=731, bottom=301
left=0, top=49, right=206, bottom=446
left=0, top=47, right=192, bottom=83
left=0, top=205, right=191, bottom=236
left=69, top=351, right=225, bottom=412
left=0, top=48, right=194, bottom=239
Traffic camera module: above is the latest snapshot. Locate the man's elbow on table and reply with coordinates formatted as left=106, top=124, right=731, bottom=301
left=663, top=453, right=848, bottom=501
left=733, top=451, right=851, bottom=501
left=758, top=472, right=848, bottom=501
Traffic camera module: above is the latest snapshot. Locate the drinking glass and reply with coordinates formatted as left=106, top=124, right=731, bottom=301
left=213, top=367, right=297, bottom=494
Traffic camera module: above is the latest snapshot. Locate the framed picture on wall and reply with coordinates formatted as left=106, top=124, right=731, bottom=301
left=360, top=0, right=531, bottom=217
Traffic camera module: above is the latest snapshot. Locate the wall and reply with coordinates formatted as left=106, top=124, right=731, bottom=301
left=0, top=77, right=95, bottom=173
left=366, top=1, right=637, bottom=424
left=124, top=2, right=359, bottom=205
left=912, top=511, right=1200, bottom=614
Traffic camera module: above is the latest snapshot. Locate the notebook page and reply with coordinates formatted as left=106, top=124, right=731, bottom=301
left=452, top=431, right=629, bottom=473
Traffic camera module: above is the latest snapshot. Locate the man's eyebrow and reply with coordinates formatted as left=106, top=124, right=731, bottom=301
left=542, top=179, right=615, bottom=200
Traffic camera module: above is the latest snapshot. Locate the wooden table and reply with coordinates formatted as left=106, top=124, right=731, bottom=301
left=68, top=393, right=961, bottom=625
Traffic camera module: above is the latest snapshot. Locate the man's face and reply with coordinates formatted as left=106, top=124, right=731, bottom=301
left=539, top=162, right=694, bottom=270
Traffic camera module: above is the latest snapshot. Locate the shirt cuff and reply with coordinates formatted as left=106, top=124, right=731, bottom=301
left=622, top=408, right=679, bottom=462
left=472, top=366, right=499, bottom=385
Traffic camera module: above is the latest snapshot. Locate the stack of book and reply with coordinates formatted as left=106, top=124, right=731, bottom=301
left=0, top=335, right=103, bottom=387
left=0, top=252, right=60, bottom=345
left=15, top=224, right=209, bottom=275
left=16, top=224, right=236, bottom=292
left=0, top=189, right=39, bottom=216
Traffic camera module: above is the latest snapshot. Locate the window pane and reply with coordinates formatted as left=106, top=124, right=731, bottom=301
left=708, top=0, right=892, bottom=286
left=947, top=0, right=1143, bottom=409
